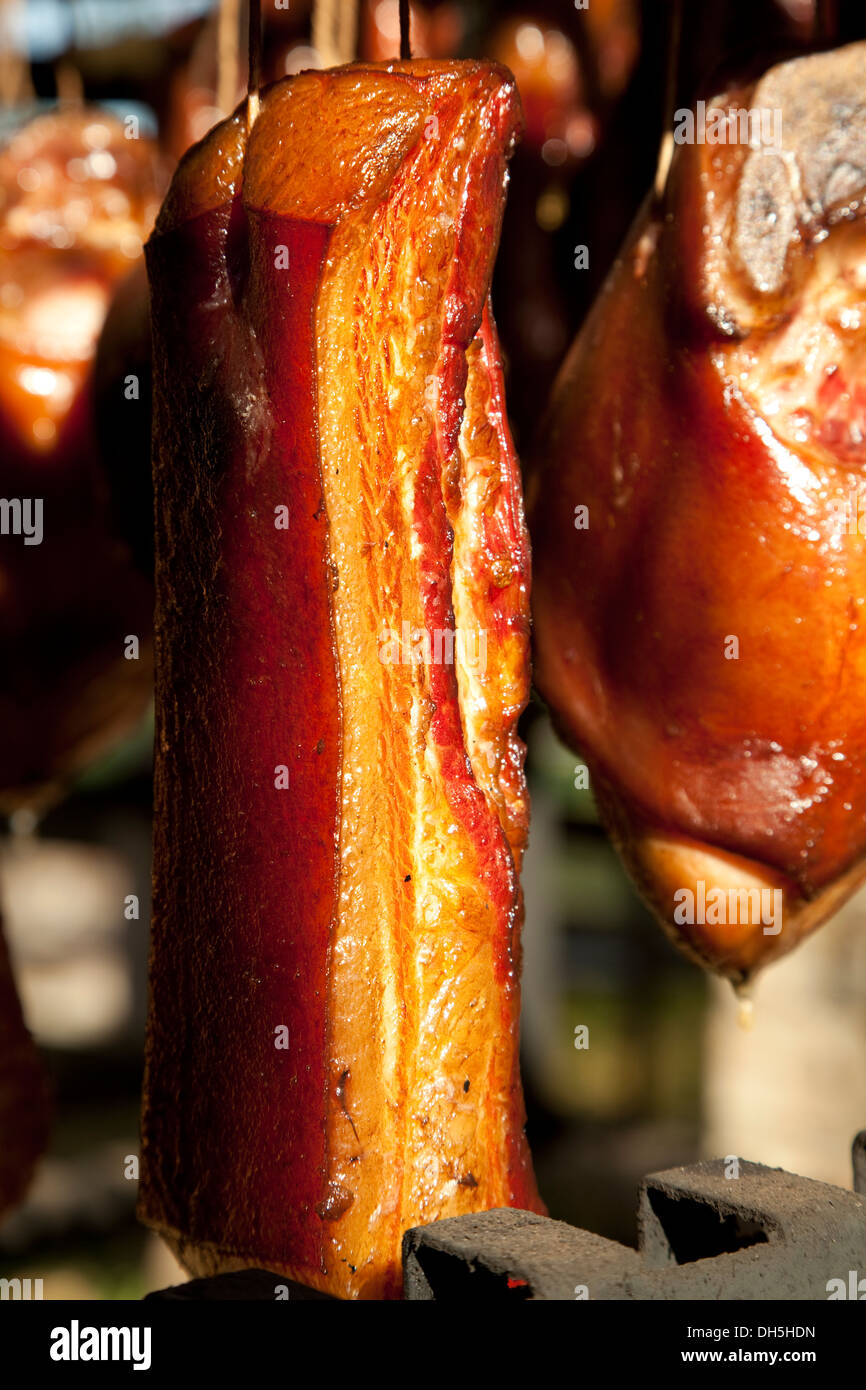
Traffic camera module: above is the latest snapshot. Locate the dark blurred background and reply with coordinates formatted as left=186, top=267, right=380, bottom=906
left=1, top=0, right=865, bottom=1298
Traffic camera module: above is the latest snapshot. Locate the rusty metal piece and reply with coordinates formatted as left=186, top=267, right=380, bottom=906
left=403, top=1153, right=866, bottom=1300
left=402, top=1208, right=640, bottom=1301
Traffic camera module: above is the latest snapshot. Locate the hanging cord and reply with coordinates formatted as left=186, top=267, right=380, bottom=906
left=813, top=0, right=838, bottom=43
left=653, top=0, right=683, bottom=203
left=55, top=61, right=83, bottom=107
left=247, top=0, right=262, bottom=128
left=313, top=0, right=359, bottom=68
left=0, top=0, right=33, bottom=108
left=399, top=0, right=411, bottom=59
left=217, top=0, right=241, bottom=116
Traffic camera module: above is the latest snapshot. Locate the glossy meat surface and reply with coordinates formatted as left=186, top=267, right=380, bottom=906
left=141, top=61, right=542, bottom=1299
left=530, top=43, right=866, bottom=981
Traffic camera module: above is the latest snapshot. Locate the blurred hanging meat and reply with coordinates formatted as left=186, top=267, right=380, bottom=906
left=486, top=0, right=640, bottom=444
left=0, top=107, right=163, bottom=811
left=530, top=40, right=866, bottom=984
left=488, top=0, right=835, bottom=447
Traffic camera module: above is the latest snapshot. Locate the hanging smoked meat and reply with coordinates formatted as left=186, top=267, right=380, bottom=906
left=0, top=106, right=164, bottom=1218
left=529, top=41, right=866, bottom=984
left=140, top=60, right=543, bottom=1300
left=0, top=107, right=163, bottom=809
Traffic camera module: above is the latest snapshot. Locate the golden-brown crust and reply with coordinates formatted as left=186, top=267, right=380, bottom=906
left=141, top=59, right=541, bottom=1300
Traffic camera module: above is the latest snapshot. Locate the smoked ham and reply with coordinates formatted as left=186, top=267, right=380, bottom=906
left=529, top=42, right=866, bottom=984
left=140, top=60, right=542, bottom=1300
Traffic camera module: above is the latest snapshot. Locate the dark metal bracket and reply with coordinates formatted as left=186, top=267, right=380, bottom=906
left=402, top=1135, right=866, bottom=1300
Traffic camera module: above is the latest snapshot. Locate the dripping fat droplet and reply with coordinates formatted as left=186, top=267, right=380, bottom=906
left=733, top=978, right=755, bottom=1032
